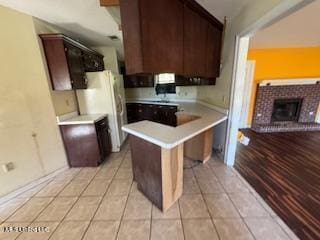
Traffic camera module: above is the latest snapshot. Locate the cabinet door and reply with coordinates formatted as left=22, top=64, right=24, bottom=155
left=136, top=104, right=146, bottom=121
left=175, top=75, right=190, bottom=86
left=41, top=38, right=73, bottom=90
left=144, top=104, right=156, bottom=121
left=206, top=23, right=222, bottom=78
left=156, top=106, right=165, bottom=125
left=83, top=52, right=105, bottom=72
left=183, top=4, right=208, bottom=77
left=124, top=75, right=154, bottom=88
left=65, top=43, right=87, bottom=89
left=138, top=76, right=154, bottom=87
left=139, top=0, right=184, bottom=74
left=96, top=119, right=111, bottom=163
left=126, top=103, right=137, bottom=123
left=166, top=106, right=178, bottom=127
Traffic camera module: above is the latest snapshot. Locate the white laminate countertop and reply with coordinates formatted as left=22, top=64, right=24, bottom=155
left=122, top=102, right=228, bottom=149
left=57, top=114, right=107, bottom=125
left=126, top=100, right=180, bottom=106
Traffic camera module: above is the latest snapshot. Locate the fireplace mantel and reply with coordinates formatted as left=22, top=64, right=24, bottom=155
left=259, top=78, right=320, bottom=87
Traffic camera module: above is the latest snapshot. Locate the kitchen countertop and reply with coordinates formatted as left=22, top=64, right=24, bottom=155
left=57, top=114, right=107, bottom=125
left=122, top=102, right=227, bottom=149
left=126, top=100, right=180, bottom=106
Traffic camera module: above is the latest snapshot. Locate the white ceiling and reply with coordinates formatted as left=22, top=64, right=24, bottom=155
left=0, top=0, right=251, bottom=60
left=195, top=0, right=251, bottom=22
left=250, top=0, right=320, bottom=49
left=0, top=0, right=124, bottom=58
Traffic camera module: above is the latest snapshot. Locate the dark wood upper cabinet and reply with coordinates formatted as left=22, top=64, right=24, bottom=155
left=183, top=4, right=208, bottom=77
left=119, top=0, right=223, bottom=79
left=124, top=75, right=155, bottom=88
left=120, top=0, right=184, bottom=75
left=64, top=42, right=87, bottom=89
left=40, top=34, right=104, bottom=90
left=83, top=52, right=105, bottom=72
left=206, top=23, right=222, bottom=78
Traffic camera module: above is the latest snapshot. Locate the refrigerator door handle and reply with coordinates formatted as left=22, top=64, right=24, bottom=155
left=118, top=94, right=124, bottom=116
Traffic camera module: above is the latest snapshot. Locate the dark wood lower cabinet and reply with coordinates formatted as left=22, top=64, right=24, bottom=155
left=126, top=103, right=178, bottom=126
left=130, top=135, right=183, bottom=211
left=60, top=118, right=111, bottom=167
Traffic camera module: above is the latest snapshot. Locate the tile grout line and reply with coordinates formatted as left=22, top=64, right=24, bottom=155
left=0, top=177, right=56, bottom=226
left=149, top=202, right=153, bottom=240
left=80, top=148, right=130, bottom=240
left=45, top=166, right=106, bottom=240
left=4, top=148, right=127, bottom=240
left=80, top=147, right=130, bottom=240
left=191, top=164, right=222, bottom=240
left=113, top=177, right=133, bottom=239
left=211, top=165, right=258, bottom=240
left=177, top=198, right=186, bottom=240
left=10, top=170, right=83, bottom=240
left=36, top=168, right=94, bottom=240
left=8, top=174, right=74, bottom=240
left=233, top=167, right=295, bottom=240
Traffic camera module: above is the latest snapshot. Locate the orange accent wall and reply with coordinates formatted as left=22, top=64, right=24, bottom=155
left=247, top=47, right=320, bottom=125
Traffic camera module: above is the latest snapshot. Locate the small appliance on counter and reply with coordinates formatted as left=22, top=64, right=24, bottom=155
left=76, top=70, right=128, bottom=152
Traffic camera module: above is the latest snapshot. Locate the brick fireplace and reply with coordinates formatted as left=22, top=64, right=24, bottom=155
left=252, top=83, right=320, bottom=132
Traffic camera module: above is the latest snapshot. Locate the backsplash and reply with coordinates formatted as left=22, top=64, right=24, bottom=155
left=125, top=86, right=198, bottom=100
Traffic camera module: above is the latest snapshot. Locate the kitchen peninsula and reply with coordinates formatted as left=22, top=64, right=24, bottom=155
left=122, top=102, right=227, bottom=211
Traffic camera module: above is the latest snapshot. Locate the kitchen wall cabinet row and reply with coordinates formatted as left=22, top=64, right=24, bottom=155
left=175, top=75, right=216, bottom=86
left=124, top=75, right=215, bottom=88
left=127, top=103, right=178, bottom=127
left=120, top=0, right=223, bottom=79
left=60, top=118, right=111, bottom=167
left=124, top=75, right=155, bottom=88
left=40, top=33, right=105, bottom=91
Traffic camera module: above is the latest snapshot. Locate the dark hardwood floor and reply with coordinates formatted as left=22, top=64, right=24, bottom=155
left=235, top=130, right=320, bottom=240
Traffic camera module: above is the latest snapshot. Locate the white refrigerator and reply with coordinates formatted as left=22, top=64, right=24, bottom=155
left=76, top=71, right=128, bottom=152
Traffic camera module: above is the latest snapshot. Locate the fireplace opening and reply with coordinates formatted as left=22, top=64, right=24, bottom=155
left=271, top=98, right=303, bottom=122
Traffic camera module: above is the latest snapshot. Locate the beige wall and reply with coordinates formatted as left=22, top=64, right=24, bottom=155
left=125, top=86, right=198, bottom=101
left=197, top=0, right=304, bottom=109
left=33, top=18, right=78, bottom=116
left=93, top=46, right=120, bottom=74
left=0, top=6, right=68, bottom=196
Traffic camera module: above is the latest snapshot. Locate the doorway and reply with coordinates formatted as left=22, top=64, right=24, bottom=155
left=226, top=1, right=320, bottom=239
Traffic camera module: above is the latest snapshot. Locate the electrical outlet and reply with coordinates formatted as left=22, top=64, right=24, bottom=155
left=222, top=96, right=226, bottom=103
left=2, top=162, right=14, bottom=173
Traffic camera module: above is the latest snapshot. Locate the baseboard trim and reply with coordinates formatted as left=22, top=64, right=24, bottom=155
left=0, top=166, right=69, bottom=205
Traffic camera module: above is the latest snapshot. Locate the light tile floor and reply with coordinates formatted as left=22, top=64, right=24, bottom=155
left=0, top=143, right=299, bottom=240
